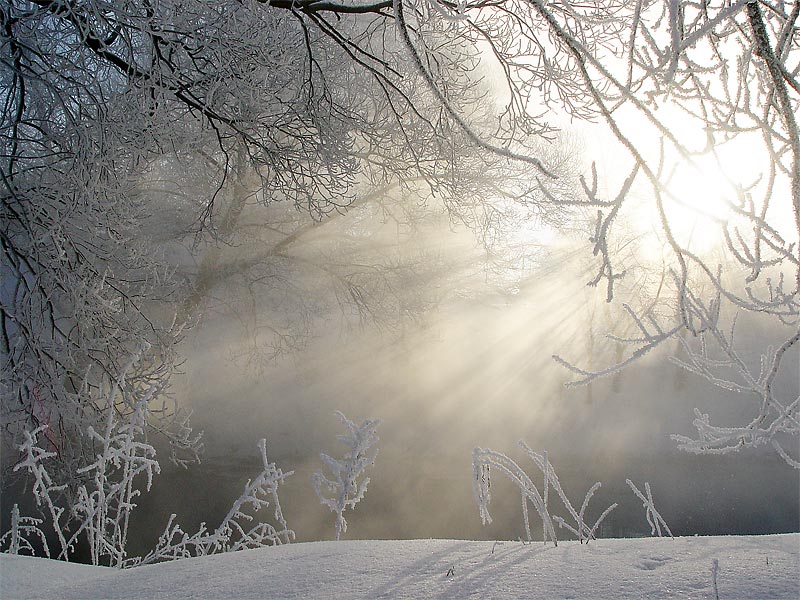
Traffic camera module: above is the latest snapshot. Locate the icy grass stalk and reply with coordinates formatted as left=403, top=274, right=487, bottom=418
left=521, top=490, right=532, bottom=542
left=521, top=443, right=617, bottom=543
left=711, top=558, right=720, bottom=600
left=626, top=480, right=673, bottom=538
left=137, top=439, right=294, bottom=566
left=472, top=447, right=557, bottom=545
left=0, top=505, right=49, bottom=557
left=542, top=451, right=549, bottom=543
left=312, top=411, right=381, bottom=541
left=472, top=442, right=616, bottom=546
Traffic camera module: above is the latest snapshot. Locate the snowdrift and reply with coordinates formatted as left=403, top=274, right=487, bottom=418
left=2, top=534, right=798, bottom=599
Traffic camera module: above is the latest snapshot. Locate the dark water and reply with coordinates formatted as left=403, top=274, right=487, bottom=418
left=3, top=446, right=797, bottom=564
left=122, top=447, right=798, bottom=558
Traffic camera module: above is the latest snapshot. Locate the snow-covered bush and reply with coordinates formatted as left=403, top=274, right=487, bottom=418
left=473, top=442, right=617, bottom=546
left=312, top=411, right=381, bottom=541
left=10, top=426, right=70, bottom=557
left=6, top=424, right=294, bottom=567
left=136, top=439, right=294, bottom=566
left=3, top=347, right=179, bottom=565
left=73, top=393, right=160, bottom=567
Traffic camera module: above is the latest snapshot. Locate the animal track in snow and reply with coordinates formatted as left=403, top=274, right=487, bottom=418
left=635, top=555, right=673, bottom=570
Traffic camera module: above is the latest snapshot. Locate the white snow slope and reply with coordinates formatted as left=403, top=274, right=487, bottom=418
left=2, top=535, right=798, bottom=599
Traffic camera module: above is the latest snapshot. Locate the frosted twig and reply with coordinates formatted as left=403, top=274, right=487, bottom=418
left=0, top=505, right=49, bottom=557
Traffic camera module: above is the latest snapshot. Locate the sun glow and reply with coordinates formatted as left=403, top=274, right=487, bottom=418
left=620, top=109, right=771, bottom=263
left=660, top=152, right=741, bottom=253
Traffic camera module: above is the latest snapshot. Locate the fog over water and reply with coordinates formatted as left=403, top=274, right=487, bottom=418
left=125, top=238, right=799, bottom=553
left=3, top=186, right=796, bottom=555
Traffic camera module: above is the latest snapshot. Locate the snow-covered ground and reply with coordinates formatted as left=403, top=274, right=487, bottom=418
left=2, top=534, right=798, bottom=599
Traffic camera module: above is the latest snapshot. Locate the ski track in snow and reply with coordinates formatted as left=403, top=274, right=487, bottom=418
left=1, top=535, right=798, bottom=599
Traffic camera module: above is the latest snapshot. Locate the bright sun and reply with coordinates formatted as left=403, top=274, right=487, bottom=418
left=661, top=152, right=740, bottom=253
left=627, top=110, right=766, bottom=261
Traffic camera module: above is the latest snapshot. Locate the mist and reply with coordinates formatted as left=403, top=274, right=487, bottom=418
left=123, top=216, right=799, bottom=554
left=4, top=134, right=797, bottom=558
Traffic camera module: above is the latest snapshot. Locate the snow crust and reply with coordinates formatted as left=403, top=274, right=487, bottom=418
left=2, top=534, right=798, bottom=599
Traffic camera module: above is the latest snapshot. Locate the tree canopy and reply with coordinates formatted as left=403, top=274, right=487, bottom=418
left=2, top=0, right=798, bottom=476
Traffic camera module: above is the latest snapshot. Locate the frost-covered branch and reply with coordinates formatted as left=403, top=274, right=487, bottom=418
left=668, top=297, right=800, bottom=466
left=207, top=438, right=294, bottom=553
left=553, top=303, right=683, bottom=387
left=515, top=0, right=800, bottom=467
left=557, top=279, right=799, bottom=466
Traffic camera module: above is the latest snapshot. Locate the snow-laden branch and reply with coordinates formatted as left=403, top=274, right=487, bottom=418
left=553, top=303, right=683, bottom=387
left=668, top=297, right=800, bottom=466
left=393, top=0, right=557, bottom=178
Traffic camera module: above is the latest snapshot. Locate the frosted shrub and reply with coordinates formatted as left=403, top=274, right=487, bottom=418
left=9, top=389, right=160, bottom=565
left=10, top=426, right=70, bottom=558
left=473, top=442, right=617, bottom=546
left=72, top=395, right=160, bottom=567
left=312, top=411, right=381, bottom=541
left=3, top=352, right=293, bottom=566
left=136, top=439, right=294, bottom=565
left=4, top=349, right=174, bottom=565
left=6, top=427, right=294, bottom=566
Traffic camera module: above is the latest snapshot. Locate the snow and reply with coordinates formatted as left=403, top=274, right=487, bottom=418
left=2, top=535, right=798, bottom=599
